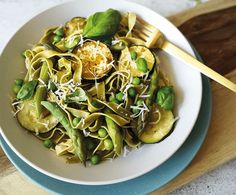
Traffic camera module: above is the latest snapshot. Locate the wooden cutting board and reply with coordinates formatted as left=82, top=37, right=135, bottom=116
left=1, top=0, right=236, bottom=194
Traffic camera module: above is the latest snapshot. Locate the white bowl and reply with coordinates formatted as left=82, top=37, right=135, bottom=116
left=0, top=0, right=202, bottom=185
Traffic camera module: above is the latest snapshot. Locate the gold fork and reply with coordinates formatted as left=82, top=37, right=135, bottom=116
left=132, top=17, right=236, bottom=93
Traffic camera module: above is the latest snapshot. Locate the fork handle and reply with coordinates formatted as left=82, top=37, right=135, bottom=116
left=161, top=41, right=236, bottom=93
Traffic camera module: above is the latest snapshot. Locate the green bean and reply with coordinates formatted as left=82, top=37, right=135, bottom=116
left=41, top=101, right=87, bottom=165
left=34, top=62, right=49, bottom=118
left=17, top=80, right=38, bottom=100
left=104, top=109, right=123, bottom=156
left=136, top=70, right=158, bottom=136
left=146, top=69, right=158, bottom=105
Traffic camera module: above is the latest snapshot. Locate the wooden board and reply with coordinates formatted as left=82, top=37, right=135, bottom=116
left=1, top=0, right=236, bottom=194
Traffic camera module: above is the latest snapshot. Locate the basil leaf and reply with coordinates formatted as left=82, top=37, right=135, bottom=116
left=156, top=86, right=175, bottom=110
left=83, top=8, right=121, bottom=38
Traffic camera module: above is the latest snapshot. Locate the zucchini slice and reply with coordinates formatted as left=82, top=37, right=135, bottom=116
left=17, top=99, right=58, bottom=133
left=75, top=41, right=113, bottom=80
left=139, top=107, right=175, bottom=143
left=118, top=45, right=155, bottom=77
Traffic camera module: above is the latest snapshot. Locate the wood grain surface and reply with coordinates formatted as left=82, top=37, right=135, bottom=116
left=1, top=0, right=236, bottom=194
left=179, top=6, right=236, bottom=75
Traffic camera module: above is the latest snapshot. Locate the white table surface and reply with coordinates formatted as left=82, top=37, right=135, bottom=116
left=0, top=0, right=236, bottom=194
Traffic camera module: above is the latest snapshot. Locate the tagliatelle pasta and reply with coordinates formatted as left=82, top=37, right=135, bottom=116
left=12, top=9, right=176, bottom=166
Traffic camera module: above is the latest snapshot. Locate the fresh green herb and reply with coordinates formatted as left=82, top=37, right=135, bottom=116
left=156, top=86, right=175, bottom=110
left=48, top=81, right=57, bottom=92
left=83, top=9, right=121, bottom=39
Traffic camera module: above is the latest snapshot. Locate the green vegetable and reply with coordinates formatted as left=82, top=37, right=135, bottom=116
left=136, top=57, right=148, bottom=73
left=17, top=80, right=38, bottom=100
left=66, top=88, right=87, bottom=103
left=72, top=117, right=81, bottom=126
left=12, top=84, right=22, bottom=94
left=109, top=95, right=119, bottom=104
left=90, top=154, right=101, bottom=165
left=43, top=139, right=53, bottom=148
left=136, top=99, right=144, bottom=106
left=132, top=77, right=140, bottom=85
left=64, top=37, right=80, bottom=49
left=115, top=92, right=124, bottom=102
left=86, top=139, right=96, bottom=150
left=136, top=70, right=158, bottom=136
left=104, top=109, right=123, bottom=156
left=83, top=9, right=121, bottom=39
left=41, top=101, right=86, bottom=165
left=132, top=108, right=140, bottom=115
left=146, top=70, right=158, bottom=105
left=48, top=81, right=57, bottom=91
left=111, top=40, right=127, bottom=51
left=104, top=138, right=114, bottom=150
left=128, top=87, right=136, bottom=97
left=91, top=100, right=101, bottom=108
left=34, top=62, right=49, bottom=118
left=15, top=79, right=24, bottom=86
left=130, top=51, right=137, bottom=60
left=53, top=35, right=62, bottom=44
left=98, top=128, right=107, bottom=138
left=54, top=28, right=64, bottom=37
left=156, top=86, right=175, bottom=110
